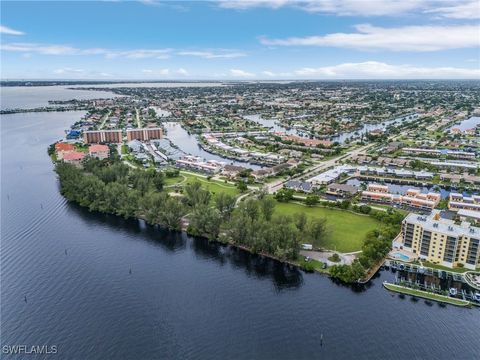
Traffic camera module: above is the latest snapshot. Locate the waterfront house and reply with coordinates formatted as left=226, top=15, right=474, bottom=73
left=88, top=144, right=110, bottom=160
left=63, top=151, right=85, bottom=167
left=55, top=142, right=75, bottom=160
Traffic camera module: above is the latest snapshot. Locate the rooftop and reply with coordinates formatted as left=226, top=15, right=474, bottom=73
left=404, top=210, right=480, bottom=238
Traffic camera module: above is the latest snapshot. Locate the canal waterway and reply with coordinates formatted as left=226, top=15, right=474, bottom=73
left=163, top=121, right=262, bottom=169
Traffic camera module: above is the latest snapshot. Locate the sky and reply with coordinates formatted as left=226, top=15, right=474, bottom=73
left=0, top=0, right=479, bottom=80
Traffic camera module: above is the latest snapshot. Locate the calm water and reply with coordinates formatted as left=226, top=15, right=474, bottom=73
left=449, top=116, right=480, bottom=131
left=0, top=86, right=119, bottom=110
left=1, top=88, right=479, bottom=360
left=164, top=121, right=262, bottom=169
left=332, top=113, right=419, bottom=143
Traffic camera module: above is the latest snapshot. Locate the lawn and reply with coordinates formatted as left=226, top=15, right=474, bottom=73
left=165, top=172, right=239, bottom=198
left=274, top=202, right=381, bottom=253
left=296, top=257, right=329, bottom=274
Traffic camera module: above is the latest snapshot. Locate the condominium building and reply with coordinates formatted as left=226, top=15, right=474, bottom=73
left=126, top=128, right=163, bottom=141
left=448, top=193, right=480, bottom=212
left=400, top=210, right=480, bottom=270
left=402, top=147, right=476, bottom=160
left=83, top=130, right=123, bottom=144
left=361, top=184, right=441, bottom=211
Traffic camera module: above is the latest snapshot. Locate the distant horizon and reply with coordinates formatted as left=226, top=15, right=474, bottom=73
left=2, top=78, right=480, bottom=83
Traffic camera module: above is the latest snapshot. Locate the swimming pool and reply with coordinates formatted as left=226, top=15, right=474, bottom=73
left=393, top=252, right=410, bottom=261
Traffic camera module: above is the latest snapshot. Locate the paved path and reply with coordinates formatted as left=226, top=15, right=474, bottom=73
left=300, top=250, right=357, bottom=266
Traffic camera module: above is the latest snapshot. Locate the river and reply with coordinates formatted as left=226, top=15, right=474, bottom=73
left=0, top=86, right=119, bottom=110
left=1, top=86, right=479, bottom=360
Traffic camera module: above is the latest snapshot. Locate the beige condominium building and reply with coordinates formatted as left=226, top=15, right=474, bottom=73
left=126, top=128, right=163, bottom=141
left=83, top=130, right=123, bottom=144
left=400, top=210, right=480, bottom=270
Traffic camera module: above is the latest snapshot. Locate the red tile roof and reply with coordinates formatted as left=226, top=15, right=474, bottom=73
left=88, top=144, right=110, bottom=153
left=63, top=151, right=85, bottom=161
left=55, top=142, right=75, bottom=152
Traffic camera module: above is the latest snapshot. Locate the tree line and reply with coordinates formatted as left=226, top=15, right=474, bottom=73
left=55, top=159, right=329, bottom=262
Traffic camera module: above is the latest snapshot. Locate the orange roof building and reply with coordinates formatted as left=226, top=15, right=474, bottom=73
left=55, top=142, right=75, bottom=160
left=55, top=142, right=75, bottom=152
left=63, top=151, right=86, bottom=167
left=88, top=144, right=110, bottom=159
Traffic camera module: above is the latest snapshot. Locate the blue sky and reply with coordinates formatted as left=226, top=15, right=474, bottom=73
left=1, top=0, right=479, bottom=79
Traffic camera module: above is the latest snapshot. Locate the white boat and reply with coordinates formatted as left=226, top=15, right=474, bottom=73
left=449, top=288, right=458, bottom=296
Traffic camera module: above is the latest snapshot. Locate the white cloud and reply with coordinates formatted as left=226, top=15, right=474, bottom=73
left=142, top=68, right=170, bottom=75
left=0, top=42, right=247, bottom=60
left=230, top=69, right=255, bottom=77
left=218, top=0, right=480, bottom=18
left=218, top=0, right=290, bottom=10
left=293, top=61, right=480, bottom=79
left=105, top=49, right=172, bottom=59
left=261, top=70, right=293, bottom=77
left=176, top=68, right=189, bottom=76
left=218, top=0, right=424, bottom=16
left=425, top=1, right=480, bottom=19
left=53, top=68, right=85, bottom=74
left=262, top=70, right=276, bottom=76
left=259, top=24, right=480, bottom=51
left=1, top=43, right=79, bottom=55
left=0, top=25, right=25, bottom=35
left=177, top=50, right=246, bottom=59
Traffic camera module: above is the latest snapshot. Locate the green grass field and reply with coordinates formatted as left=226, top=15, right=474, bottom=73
left=165, top=172, right=239, bottom=198
left=274, top=202, right=381, bottom=252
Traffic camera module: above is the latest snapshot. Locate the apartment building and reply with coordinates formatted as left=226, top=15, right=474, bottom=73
left=126, top=128, right=163, bottom=141
left=83, top=130, right=123, bottom=144
left=361, top=184, right=440, bottom=211
left=402, top=147, right=476, bottom=160
left=448, top=193, right=480, bottom=212
left=400, top=210, right=480, bottom=270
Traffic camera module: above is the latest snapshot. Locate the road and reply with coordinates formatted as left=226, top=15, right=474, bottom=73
left=98, top=110, right=111, bottom=130
left=267, top=143, right=375, bottom=194
left=135, top=108, right=142, bottom=128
